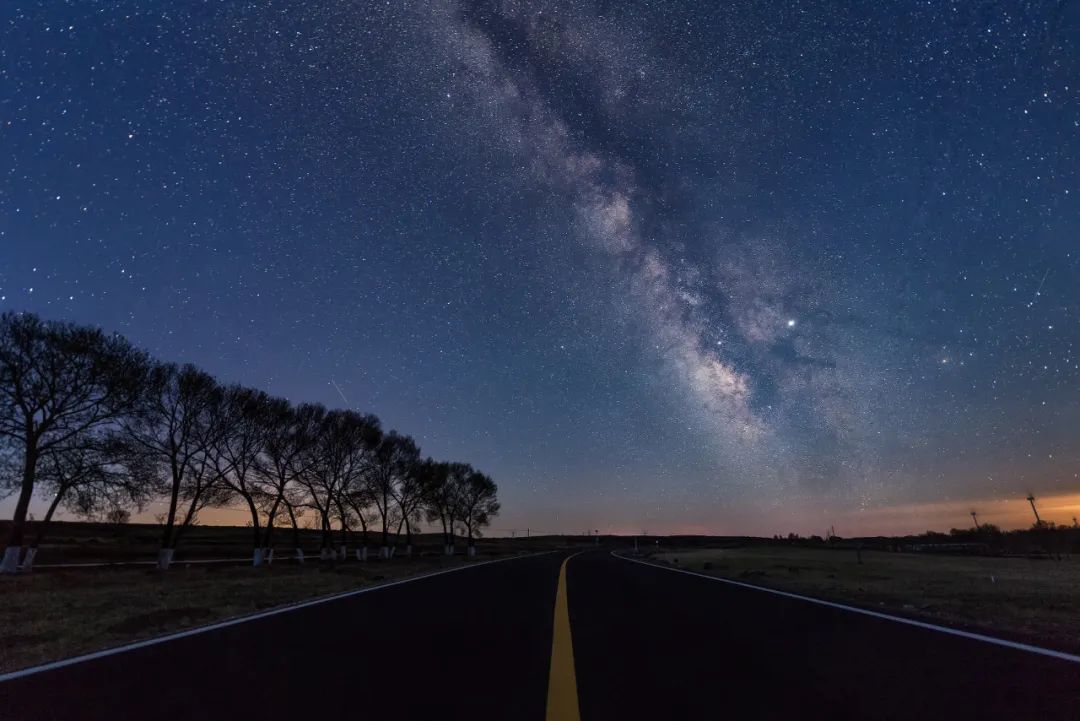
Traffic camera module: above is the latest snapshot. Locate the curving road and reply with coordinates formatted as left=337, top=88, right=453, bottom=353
left=1, top=549, right=1077, bottom=720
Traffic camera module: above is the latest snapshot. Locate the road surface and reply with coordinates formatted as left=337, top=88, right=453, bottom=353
left=1, top=549, right=1077, bottom=720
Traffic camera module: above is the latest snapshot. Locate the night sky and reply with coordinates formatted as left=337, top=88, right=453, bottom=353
left=2, top=1, right=1078, bottom=536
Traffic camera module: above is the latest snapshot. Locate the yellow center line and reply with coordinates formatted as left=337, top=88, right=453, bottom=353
left=546, top=553, right=582, bottom=721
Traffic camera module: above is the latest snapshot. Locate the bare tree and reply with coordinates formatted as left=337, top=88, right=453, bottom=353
left=368, top=432, right=420, bottom=558
left=297, top=409, right=380, bottom=560
left=393, top=458, right=426, bottom=557
left=421, top=460, right=460, bottom=556
left=116, top=363, right=226, bottom=569
left=295, top=406, right=339, bottom=560
left=213, top=386, right=272, bottom=565
left=0, top=312, right=146, bottom=573
left=459, top=470, right=499, bottom=557
left=340, top=422, right=381, bottom=562
left=331, top=412, right=380, bottom=561
left=254, top=399, right=320, bottom=563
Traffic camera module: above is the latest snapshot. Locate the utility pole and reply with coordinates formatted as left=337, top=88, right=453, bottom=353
left=1027, top=494, right=1042, bottom=527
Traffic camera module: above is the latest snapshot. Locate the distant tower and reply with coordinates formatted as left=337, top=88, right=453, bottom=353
left=1026, top=494, right=1043, bottom=527
left=970, top=510, right=980, bottom=530
left=1073, top=517, right=1078, bottom=529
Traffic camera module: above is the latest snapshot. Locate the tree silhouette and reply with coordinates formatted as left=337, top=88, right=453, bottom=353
left=368, top=432, right=420, bottom=558
left=423, top=461, right=465, bottom=555
left=211, top=386, right=274, bottom=565
left=253, top=399, right=319, bottom=562
left=0, top=312, right=147, bottom=573
left=459, top=470, right=500, bottom=557
left=393, top=456, right=427, bottom=556
left=416, top=459, right=455, bottom=556
left=297, top=409, right=380, bottom=560
left=115, top=363, right=228, bottom=569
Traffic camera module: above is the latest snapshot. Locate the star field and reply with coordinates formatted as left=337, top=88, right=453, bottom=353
left=2, top=1, right=1078, bottom=534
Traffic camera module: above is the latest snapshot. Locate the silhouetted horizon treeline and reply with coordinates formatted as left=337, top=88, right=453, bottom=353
left=772, top=524, right=1080, bottom=556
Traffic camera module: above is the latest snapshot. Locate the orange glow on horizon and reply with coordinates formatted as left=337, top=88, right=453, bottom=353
left=53, top=491, right=1080, bottom=539
left=590, top=491, right=1080, bottom=539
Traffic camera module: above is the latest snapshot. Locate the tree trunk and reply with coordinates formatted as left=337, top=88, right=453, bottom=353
left=395, top=516, right=406, bottom=554
left=335, top=499, right=349, bottom=553
left=261, top=494, right=282, bottom=548
left=384, top=498, right=393, bottom=561
left=320, top=510, right=333, bottom=556
left=244, top=494, right=262, bottom=567
left=23, top=488, right=64, bottom=572
left=1, top=443, right=38, bottom=574
left=172, top=491, right=202, bottom=549
left=160, top=467, right=182, bottom=557
left=380, top=492, right=389, bottom=556
left=285, top=501, right=301, bottom=550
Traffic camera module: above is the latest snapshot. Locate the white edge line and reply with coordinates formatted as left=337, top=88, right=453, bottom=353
left=0, top=551, right=559, bottom=684
left=612, top=551, right=1080, bottom=665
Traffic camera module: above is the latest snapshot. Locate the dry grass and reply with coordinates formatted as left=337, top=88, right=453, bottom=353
left=0, top=555, right=472, bottom=674
left=652, top=546, right=1080, bottom=653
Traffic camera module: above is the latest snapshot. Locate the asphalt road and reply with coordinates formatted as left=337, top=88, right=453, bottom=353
left=570, top=552, right=1080, bottom=721
left=2, top=549, right=1078, bottom=720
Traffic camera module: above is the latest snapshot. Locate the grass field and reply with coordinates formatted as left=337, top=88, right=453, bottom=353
left=0, top=554, right=485, bottom=674
left=651, top=545, right=1080, bottom=654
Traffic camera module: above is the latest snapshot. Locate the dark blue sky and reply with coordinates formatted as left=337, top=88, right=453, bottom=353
left=2, top=1, right=1078, bottom=534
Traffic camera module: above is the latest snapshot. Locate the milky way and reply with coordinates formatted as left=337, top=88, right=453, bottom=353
left=1, top=1, right=1078, bottom=534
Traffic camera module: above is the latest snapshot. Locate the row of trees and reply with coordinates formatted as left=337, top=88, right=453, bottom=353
left=0, top=312, right=499, bottom=572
